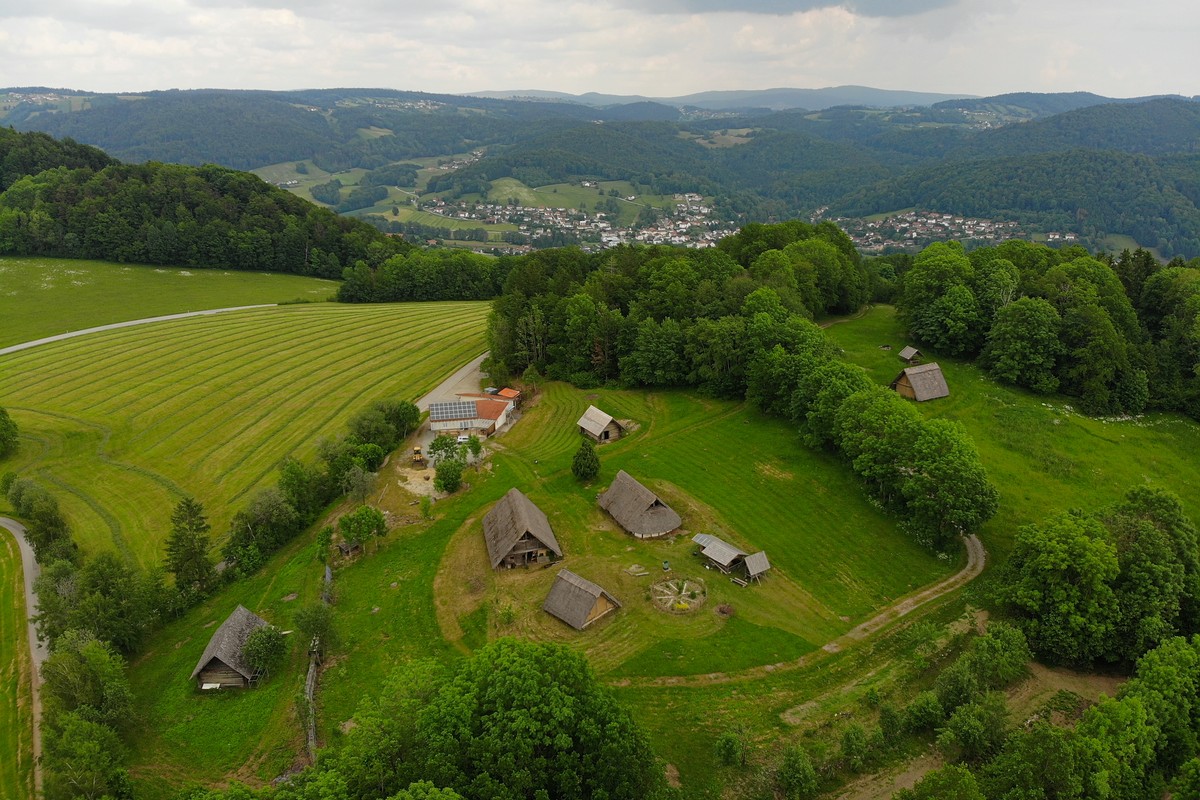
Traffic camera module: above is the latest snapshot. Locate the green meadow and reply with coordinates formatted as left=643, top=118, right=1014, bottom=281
left=0, top=257, right=338, bottom=349
left=0, top=531, right=34, bottom=800
left=0, top=302, right=490, bottom=566
left=126, top=379, right=953, bottom=798
left=824, top=305, right=1200, bottom=558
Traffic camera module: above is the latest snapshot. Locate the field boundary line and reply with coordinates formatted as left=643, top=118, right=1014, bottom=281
left=0, top=305, right=277, bottom=357
left=1, top=517, right=45, bottom=798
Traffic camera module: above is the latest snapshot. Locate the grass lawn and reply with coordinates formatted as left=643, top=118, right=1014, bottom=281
left=0, top=257, right=337, bottom=348
left=824, top=305, right=1200, bottom=559
left=0, top=302, right=490, bottom=566
left=0, top=530, right=34, bottom=800
left=128, top=375, right=953, bottom=798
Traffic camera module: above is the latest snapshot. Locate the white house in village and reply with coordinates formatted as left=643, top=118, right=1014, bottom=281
left=429, top=397, right=513, bottom=437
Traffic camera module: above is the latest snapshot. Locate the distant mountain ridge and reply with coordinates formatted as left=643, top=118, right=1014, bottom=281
left=467, top=85, right=977, bottom=111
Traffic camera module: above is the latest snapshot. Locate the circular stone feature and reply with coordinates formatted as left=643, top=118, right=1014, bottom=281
left=651, top=577, right=707, bottom=613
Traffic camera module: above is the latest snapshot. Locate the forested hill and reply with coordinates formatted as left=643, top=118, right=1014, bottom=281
left=0, top=129, right=410, bottom=276
left=834, top=149, right=1200, bottom=258
left=932, top=90, right=1188, bottom=118
left=0, top=126, right=116, bottom=191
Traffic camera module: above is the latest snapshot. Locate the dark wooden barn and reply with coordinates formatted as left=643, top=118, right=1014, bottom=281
left=483, top=488, right=563, bottom=569
left=577, top=405, right=625, bottom=443
left=190, top=605, right=268, bottom=689
left=598, top=470, right=681, bottom=539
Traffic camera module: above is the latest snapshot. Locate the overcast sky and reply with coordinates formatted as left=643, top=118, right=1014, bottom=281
left=2, top=0, right=1196, bottom=99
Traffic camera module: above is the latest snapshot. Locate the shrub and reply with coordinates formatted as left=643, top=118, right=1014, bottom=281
left=715, top=729, right=746, bottom=767
left=434, top=459, right=464, bottom=494
left=777, top=745, right=818, bottom=799
left=572, top=439, right=600, bottom=481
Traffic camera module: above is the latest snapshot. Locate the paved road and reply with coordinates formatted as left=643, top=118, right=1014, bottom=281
left=0, top=304, right=277, bottom=357
left=1, top=517, right=43, bottom=796
left=415, top=351, right=488, bottom=411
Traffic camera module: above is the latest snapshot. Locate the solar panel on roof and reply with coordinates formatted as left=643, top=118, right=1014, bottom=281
left=429, top=400, right=478, bottom=421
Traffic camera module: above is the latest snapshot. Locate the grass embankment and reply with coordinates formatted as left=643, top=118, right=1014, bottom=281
left=0, top=302, right=490, bottom=566
left=824, top=305, right=1200, bottom=559
left=0, top=531, right=34, bottom=800
left=129, top=378, right=952, bottom=798
left=0, top=257, right=337, bottom=348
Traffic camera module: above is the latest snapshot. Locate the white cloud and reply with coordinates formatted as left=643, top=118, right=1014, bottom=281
left=0, top=0, right=1195, bottom=98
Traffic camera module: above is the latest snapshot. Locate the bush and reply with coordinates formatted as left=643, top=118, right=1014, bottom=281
left=715, top=729, right=746, bottom=767
left=841, top=723, right=869, bottom=772
left=904, top=691, right=945, bottom=733
left=242, top=626, right=286, bottom=679
left=777, top=744, right=818, bottom=799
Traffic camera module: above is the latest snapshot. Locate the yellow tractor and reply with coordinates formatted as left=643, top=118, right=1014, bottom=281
left=412, top=446, right=426, bottom=468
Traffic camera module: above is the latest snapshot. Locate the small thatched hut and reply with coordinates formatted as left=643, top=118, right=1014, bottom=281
left=542, top=569, right=621, bottom=630
left=598, top=470, right=681, bottom=539
left=744, top=551, right=771, bottom=582
left=890, top=362, right=950, bottom=402
left=577, top=405, right=625, bottom=443
left=898, top=345, right=922, bottom=364
left=483, top=488, right=563, bottom=569
left=190, top=605, right=268, bottom=689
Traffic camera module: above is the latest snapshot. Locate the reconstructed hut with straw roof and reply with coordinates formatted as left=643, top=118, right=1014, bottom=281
left=190, top=605, right=268, bottom=689
left=576, top=405, right=625, bottom=443
left=542, top=569, right=621, bottom=630
left=483, top=488, right=563, bottom=569
left=898, top=345, right=922, bottom=364
left=692, top=533, right=748, bottom=573
left=890, top=362, right=950, bottom=402
left=598, top=470, right=681, bottom=539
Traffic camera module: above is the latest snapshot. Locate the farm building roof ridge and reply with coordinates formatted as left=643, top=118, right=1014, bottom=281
left=891, top=362, right=950, bottom=402
left=598, top=470, right=682, bottom=538
left=542, top=569, right=621, bottom=630
left=189, top=605, right=268, bottom=682
left=483, top=488, right=562, bottom=568
left=692, top=533, right=748, bottom=568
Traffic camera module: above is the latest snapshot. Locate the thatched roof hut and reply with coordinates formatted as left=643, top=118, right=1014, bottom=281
left=898, top=345, right=922, bottom=364
left=598, top=470, right=681, bottom=539
left=483, top=488, right=563, bottom=569
left=542, top=569, right=621, bottom=630
left=692, top=533, right=748, bottom=573
left=577, top=405, right=625, bottom=443
left=190, top=605, right=268, bottom=689
left=890, top=362, right=950, bottom=402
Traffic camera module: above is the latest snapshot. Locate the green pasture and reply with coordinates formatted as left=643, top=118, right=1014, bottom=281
left=0, top=302, right=490, bottom=566
left=128, top=378, right=953, bottom=797
left=0, top=530, right=34, bottom=800
left=825, top=305, right=1200, bottom=559
left=0, top=257, right=337, bottom=348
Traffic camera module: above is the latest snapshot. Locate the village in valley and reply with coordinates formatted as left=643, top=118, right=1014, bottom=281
left=830, top=209, right=1029, bottom=253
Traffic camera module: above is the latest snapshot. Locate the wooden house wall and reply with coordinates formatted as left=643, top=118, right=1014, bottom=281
left=585, top=595, right=616, bottom=626
left=893, top=376, right=916, bottom=400
left=197, top=658, right=248, bottom=688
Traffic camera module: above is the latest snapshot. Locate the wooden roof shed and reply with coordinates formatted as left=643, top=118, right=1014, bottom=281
left=190, top=605, right=268, bottom=689
left=898, top=346, right=922, bottom=364
left=577, top=405, right=625, bottom=443
left=890, top=362, right=950, bottom=402
left=598, top=470, right=682, bottom=539
left=483, top=488, right=563, bottom=569
left=744, top=551, right=771, bottom=582
left=542, top=569, right=621, bottom=630
left=692, top=533, right=748, bottom=573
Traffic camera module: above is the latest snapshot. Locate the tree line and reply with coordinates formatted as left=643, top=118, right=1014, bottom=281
left=484, top=221, right=998, bottom=551
left=891, top=239, right=1200, bottom=419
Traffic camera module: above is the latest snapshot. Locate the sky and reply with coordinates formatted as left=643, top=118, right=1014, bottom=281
left=2, top=0, right=1197, bottom=99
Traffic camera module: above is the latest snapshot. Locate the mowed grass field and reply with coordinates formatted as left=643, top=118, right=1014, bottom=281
left=0, top=302, right=490, bottom=566
left=0, top=530, right=34, bottom=800
left=825, top=305, right=1200, bottom=558
left=128, top=379, right=953, bottom=798
left=0, top=257, right=337, bottom=348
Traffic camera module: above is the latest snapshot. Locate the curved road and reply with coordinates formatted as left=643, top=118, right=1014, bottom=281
left=1, top=517, right=44, bottom=797
left=0, top=304, right=276, bottom=357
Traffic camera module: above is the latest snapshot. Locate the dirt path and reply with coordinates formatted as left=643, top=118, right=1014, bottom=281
left=1, top=517, right=44, bottom=797
left=0, top=304, right=276, bottom=357
left=415, top=351, right=488, bottom=411
left=616, top=534, right=986, bottom=688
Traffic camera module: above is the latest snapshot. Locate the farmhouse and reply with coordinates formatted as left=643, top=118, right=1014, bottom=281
left=890, top=362, right=950, bottom=402
left=484, top=488, right=563, bottom=569
left=693, top=533, right=748, bottom=573
left=429, top=397, right=513, bottom=436
left=577, top=405, right=625, bottom=443
left=898, top=345, right=922, bottom=364
left=543, top=569, right=621, bottom=630
left=497, top=387, right=522, bottom=407
left=598, top=470, right=681, bottom=538
left=189, top=605, right=268, bottom=689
